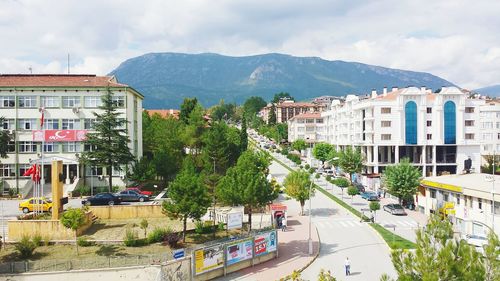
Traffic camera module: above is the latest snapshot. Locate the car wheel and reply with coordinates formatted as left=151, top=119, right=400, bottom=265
left=22, top=207, right=29, bottom=214
left=85, top=201, right=91, bottom=206
left=139, top=197, right=144, bottom=202
left=108, top=201, right=115, bottom=206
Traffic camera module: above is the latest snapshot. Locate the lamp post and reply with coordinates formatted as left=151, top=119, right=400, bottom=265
left=308, top=177, right=313, bottom=255
left=486, top=152, right=496, bottom=234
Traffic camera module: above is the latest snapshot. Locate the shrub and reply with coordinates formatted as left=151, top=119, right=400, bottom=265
left=281, top=148, right=289, bottom=156
left=163, top=232, right=181, bottom=248
left=309, top=167, right=316, bottom=174
left=194, top=221, right=206, bottom=234
left=287, top=154, right=301, bottom=164
left=15, top=236, right=37, bottom=259
left=72, top=185, right=90, bottom=197
left=8, top=188, right=16, bottom=198
left=77, top=236, right=94, bottom=247
left=147, top=227, right=171, bottom=244
left=218, top=222, right=225, bottom=231
left=32, top=234, right=42, bottom=247
left=315, top=173, right=321, bottom=179
left=124, top=228, right=140, bottom=247
left=299, top=165, right=304, bottom=169
left=305, top=164, right=310, bottom=170
left=333, top=178, right=349, bottom=188
left=139, top=218, right=149, bottom=237
left=43, top=236, right=51, bottom=246
left=326, top=175, right=332, bottom=181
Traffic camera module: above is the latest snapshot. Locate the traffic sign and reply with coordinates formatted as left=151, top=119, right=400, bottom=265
left=173, top=248, right=185, bottom=260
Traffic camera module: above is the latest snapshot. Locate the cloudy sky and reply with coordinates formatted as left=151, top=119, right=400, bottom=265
left=1, top=0, right=499, bottom=89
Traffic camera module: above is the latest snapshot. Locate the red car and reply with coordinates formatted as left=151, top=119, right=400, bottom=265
left=125, top=187, right=153, bottom=196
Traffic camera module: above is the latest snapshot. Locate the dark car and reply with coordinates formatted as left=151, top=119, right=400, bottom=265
left=117, top=190, right=149, bottom=202
left=353, top=183, right=365, bottom=193
left=360, top=191, right=377, bottom=200
left=383, top=204, right=407, bottom=215
left=82, top=192, right=122, bottom=206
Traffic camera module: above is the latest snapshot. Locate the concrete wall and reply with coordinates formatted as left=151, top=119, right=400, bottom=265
left=88, top=205, right=164, bottom=219
left=8, top=211, right=93, bottom=241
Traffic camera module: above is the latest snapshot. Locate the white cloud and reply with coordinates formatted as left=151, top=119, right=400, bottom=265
left=0, top=0, right=499, bottom=88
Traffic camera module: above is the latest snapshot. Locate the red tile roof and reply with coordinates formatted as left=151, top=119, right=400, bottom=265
left=146, top=109, right=180, bottom=119
left=0, top=74, right=128, bottom=87
left=289, top=112, right=322, bottom=121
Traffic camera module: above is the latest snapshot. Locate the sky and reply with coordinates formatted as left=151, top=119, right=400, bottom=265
left=1, top=0, right=499, bottom=89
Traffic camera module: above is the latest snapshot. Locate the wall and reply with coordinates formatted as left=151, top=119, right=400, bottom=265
left=88, top=205, right=164, bottom=219
left=8, top=211, right=93, bottom=241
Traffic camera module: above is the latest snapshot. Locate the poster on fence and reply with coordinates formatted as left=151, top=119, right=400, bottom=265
left=254, top=230, right=277, bottom=256
left=226, top=239, right=253, bottom=266
left=194, top=244, right=224, bottom=275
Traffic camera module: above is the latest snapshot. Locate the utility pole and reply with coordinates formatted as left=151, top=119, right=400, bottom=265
left=493, top=151, right=496, bottom=234
left=308, top=178, right=313, bottom=255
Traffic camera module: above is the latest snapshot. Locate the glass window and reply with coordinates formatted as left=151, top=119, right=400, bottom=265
left=43, top=142, right=58, bottom=153
left=427, top=120, right=432, bottom=127
left=381, top=121, right=391, bottom=127
left=18, top=96, right=37, bottom=108
left=18, top=141, right=37, bottom=153
left=427, top=134, right=432, bottom=140
left=456, top=195, right=460, bottom=205
left=7, top=141, right=15, bottom=152
left=43, top=119, right=59, bottom=130
left=482, top=122, right=493, bottom=129
left=381, top=107, right=391, bottom=114
left=426, top=107, right=432, bottom=114
left=85, top=166, right=103, bottom=176
left=316, top=119, right=323, bottom=124
left=465, top=120, right=474, bottom=126
left=19, top=164, right=31, bottom=177
left=465, top=107, right=475, bottom=113
left=0, top=96, right=15, bottom=108
left=84, top=119, right=96, bottom=130
left=483, top=133, right=493, bottom=140
left=41, top=96, right=60, bottom=108
left=2, top=119, right=14, bottom=130
left=444, top=101, right=456, bottom=144
left=478, top=198, right=482, bottom=209
left=62, top=119, right=80, bottom=130
left=0, top=164, right=15, bottom=177
left=297, top=119, right=305, bottom=123
left=430, top=189, right=436, bottom=198
left=465, top=133, right=474, bottom=140
left=62, top=142, right=81, bottom=153
left=381, top=134, right=391, bottom=140
left=306, top=119, right=314, bottom=124
left=112, top=96, right=125, bottom=108
left=17, top=119, right=37, bottom=130
left=405, top=101, right=417, bottom=144
left=62, top=96, right=81, bottom=108
left=84, top=96, right=102, bottom=108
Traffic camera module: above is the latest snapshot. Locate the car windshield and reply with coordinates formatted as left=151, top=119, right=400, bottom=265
left=393, top=205, right=404, bottom=209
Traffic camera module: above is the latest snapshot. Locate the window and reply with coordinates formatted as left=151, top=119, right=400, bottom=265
left=443, top=192, right=449, bottom=202
left=381, top=121, right=391, bottom=127
left=62, top=142, right=81, bottom=152
left=43, top=142, right=58, bottom=153
left=465, top=120, right=474, bottom=126
left=483, top=133, right=493, bottom=140
left=444, top=101, right=456, bottom=144
left=498, top=133, right=500, bottom=140
left=19, top=164, right=31, bottom=177
left=381, top=107, right=391, bottom=114
left=478, top=198, right=482, bottom=210
left=7, top=141, right=15, bottom=152
left=111, top=96, right=125, bottom=108
left=381, top=134, right=391, bottom=140
left=85, top=166, right=103, bottom=176
left=18, top=96, right=37, bottom=108
left=306, top=127, right=315, bottom=132
left=456, top=195, right=460, bottom=205
left=465, top=133, right=475, bottom=140
left=316, top=119, right=324, bottom=123
left=297, top=119, right=305, bottom=124
left=426, top=120, right=432, bottom=127
left=43, top=119, right=59, bottom=130
left=465, top=107, right=475, bottom=113
left=84, top=96, right=102, bottom=108
left=482, top=122, right=493, bottom=129
left=297, top=127, right=305, bottom=132
left=62, top=119, right=80, bottom=130
left=84, top=119, right=97, bottom=130
left=0, top=96, right=15, bottom=107
left=18, top=119, right=37, bottom=130
left=306, top=119, right=314, bottom=124
left=405, top=101, right=417, bottom=144
left=2, top=119, right=14, bottom=130
left=62, top=96, right=81, bottom=108
left=427, top=134, right=432, bottom=140
left=430, top=189, right=436, bottom=199
left=19, top=141, right=37, bottom=153
left=41, top=96, right=60, bottom=108
left=84, top=144, right=97, bottom=152
left=426, top=107, right=432, bottom=114
left=0, top=164, right=15, bottom=177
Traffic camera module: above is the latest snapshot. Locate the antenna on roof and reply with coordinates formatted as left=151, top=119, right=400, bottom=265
left=67, top=53, right=70, bottom=74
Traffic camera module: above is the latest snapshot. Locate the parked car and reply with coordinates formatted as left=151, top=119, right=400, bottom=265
left=117, top=190, right=149, bottom=202
left=82, top=192, right=122, bottom=206
left=322, top=170, right=335, bottom=177
left=19, top=197, right=53, bottom=213
left=383, top=204, right=407, bottom=215
left=367, top=195, right=380, bottom=201
left=125, top=186, right=153, bottom=196
left=353, top=183, right=366, bottom=193
left=360, top=191, right=377, bottom=200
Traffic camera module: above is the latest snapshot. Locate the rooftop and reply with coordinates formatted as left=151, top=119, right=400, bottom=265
left=145, top=109, right=180, bottom=119
left=423, top=173, right=500, bottom=198
left=289, top=112, right=322, bottom=120
left=0, top=74, right=128, bottom=87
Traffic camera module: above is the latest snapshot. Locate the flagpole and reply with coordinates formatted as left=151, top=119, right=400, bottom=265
left=40, top=107, right=45, bottom=216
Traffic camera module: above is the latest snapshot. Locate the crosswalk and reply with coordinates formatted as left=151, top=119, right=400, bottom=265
left=313, top=218, right=419, bottom=229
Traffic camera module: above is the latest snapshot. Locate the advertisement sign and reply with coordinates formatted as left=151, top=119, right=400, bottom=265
left=226, top=239, right=253, bottom=266
left=227, top=212, right=243, bottom=230
left=194, top=244, right=224, bottom=275
left=254, top=230, right=277, bottom=256
left=33, top=130, right=87, bottom=142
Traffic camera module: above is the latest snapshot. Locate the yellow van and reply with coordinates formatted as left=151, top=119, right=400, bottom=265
left=19, top=197, right=53, bottom=213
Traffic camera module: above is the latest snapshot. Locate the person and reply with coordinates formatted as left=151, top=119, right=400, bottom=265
left=345, top=257, right=351, bottom=276
left=282, top=216, right=287, bottom=232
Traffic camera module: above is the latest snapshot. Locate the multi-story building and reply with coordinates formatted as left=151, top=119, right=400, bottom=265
left=478, top=100, right=500, bottom=154
left=259, top=100, right=326, bottom=123
left=287, top=112, right=326, bottom=143
left=322, top=86, right=500, bottom=176
left=0, top=74, right=143, bottom=196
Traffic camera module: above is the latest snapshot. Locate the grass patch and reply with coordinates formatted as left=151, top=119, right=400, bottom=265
left=370, top=223, right=416, bottom=249
left=315, top=185, right=362, bottom=218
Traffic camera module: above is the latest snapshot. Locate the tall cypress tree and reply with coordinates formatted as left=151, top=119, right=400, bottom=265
left=240, top=116, right=248, bottom=152
left=82, top=89, right=135, bottom=192
left=268, top=104, right=277, bottom=124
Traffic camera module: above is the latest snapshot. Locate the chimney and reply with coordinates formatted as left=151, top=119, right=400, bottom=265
left=371, top=89, right=377, bottom=99
left=392, top=86, right=398, bottom=92
left=421, top=86, right=426, bottom=92
left=383, top=87, right=387, bottom=95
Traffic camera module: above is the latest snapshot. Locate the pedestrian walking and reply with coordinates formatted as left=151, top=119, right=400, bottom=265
left=282, top=216, right=287, bottom=232
left=345, top=257, right=351, bottom=276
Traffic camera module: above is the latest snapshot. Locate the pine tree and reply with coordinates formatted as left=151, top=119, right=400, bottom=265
left=268, top=104, right=277, bottom=124
left=81, top=89, right=135, bottom=191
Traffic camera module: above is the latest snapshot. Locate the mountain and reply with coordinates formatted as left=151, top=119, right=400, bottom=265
left=474, top=85, right=500, bottom=97
left=109, top=52, right=456, bottom=109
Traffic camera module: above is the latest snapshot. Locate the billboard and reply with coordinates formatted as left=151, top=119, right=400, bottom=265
left=33, top=130, right=87, bottom=142
left=227, top=212, right=243, bottom=230
left=254, top=230, right=277, bottom=256
left=226, top=239, right=253, bottom=266
left=194, top=244, right=224, bottom=275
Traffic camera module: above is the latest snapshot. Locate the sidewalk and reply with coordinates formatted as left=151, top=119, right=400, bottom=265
left=216, top=199, right=320, bottom=281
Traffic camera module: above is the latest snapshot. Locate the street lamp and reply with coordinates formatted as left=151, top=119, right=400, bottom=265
left=308, top=177, right=313, bottom=255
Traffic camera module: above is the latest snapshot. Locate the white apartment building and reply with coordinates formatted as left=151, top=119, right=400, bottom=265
left=478, top=100, right=500, bottom=154
left=0, top=74, right=143, bottom=196
left=321, top=86, right=500, bottom=176
left=287, top=112, right=327, bottom=144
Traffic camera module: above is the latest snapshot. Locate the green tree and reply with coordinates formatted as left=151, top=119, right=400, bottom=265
left=243, top=96, right=267, bottom=117
left=338, top=147, right=364, bottom=183
left=384, top=215, right=500, bottom=281
left=60, top=208, right=86, bottom=255
left=347, top=186, right=358, bottom=204
left=127, top=157, right=156, bottom=183
left=210, top=100, right=236, bottom=122
left=272, top=92, right=294, bottom=103
left=81, top=89, right=135, bottom=191
left=179, top=97, right=198, bottom=124
left=139, top=218, right=149, bottom=238
left=369, top=201, right=380, bottom=222
left=313, top=143, right=334, bottom=166
left=217, top=151, right=277, bottom=231
left=291, top=139, right=307, bottom=152
left=283, top=170, right=313, bottom=215
left=268, top=104, right=277, bottom=124
left=0, top=117, right=11, bottom=158
left=240, top=116, right=248, bottom=152
left=162, top=157, right=211, bottom=242
left=382, top=158, right=421, bottom=204
left=318, top=269, right=337, bottom=281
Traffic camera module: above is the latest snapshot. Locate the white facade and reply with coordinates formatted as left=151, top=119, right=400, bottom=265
left=478, top=101, right=500, bottom=154
left=287, top=112, right=327, bottom=143
left=0, top=75, right=143, bottom=196
left=320, top=86, right=500, bottom=176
